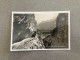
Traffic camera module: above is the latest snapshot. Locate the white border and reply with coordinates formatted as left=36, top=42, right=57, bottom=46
left=10, top=11, right=70, bottom=51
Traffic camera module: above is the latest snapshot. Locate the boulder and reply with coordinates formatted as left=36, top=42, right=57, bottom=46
left=12, top=36, right=45, bottom=49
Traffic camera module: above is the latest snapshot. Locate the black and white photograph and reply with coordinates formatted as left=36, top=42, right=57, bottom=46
left=11, top=11, right=70, bottom=51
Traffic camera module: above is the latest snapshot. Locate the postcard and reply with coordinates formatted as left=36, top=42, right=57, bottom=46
left=10, top=11, right=70, bottom=51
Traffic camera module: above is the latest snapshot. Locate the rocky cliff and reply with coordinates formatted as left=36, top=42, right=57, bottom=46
left=13, top=14, right=37, bottom=43
left=43, top=13, right=68, bottom=48
left=12, top=14, right=45, bottom=49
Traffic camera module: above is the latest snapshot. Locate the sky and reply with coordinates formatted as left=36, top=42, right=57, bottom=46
left=35, top=12, right=59, bottom=30
left=35, top=12, right=59, bottom=24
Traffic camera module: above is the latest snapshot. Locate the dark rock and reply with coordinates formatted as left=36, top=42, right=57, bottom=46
left=31, top=31, right=36, bottom=37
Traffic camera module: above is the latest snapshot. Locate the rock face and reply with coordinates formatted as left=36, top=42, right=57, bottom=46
left=12, top=14, right=45, bottom=49
left=56, top=13, right=68, bottom=47
left=43, top=13, right=68, bottom=48
left=12, top=36, right=45, bottom=49
left=13, top=14, right=37, bottom=43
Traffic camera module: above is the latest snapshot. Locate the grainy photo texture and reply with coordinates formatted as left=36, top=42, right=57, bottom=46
left=11, top=11, right=70, bottom=51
